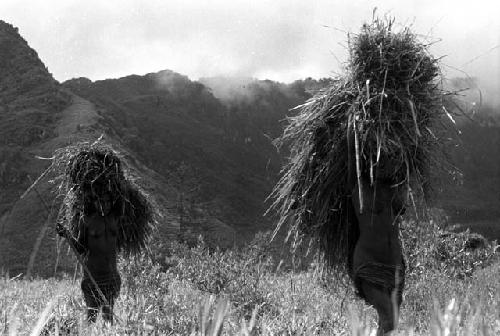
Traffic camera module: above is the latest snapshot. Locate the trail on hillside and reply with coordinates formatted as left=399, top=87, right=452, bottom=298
left=55, top=94, right=100, bottom=141
left=24, top=96, right=101, bottom=278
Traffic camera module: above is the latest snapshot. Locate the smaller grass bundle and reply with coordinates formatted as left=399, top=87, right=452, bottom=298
left=52, top=138, right=154, bottom=256
left=65, top=144, right=125, bottom=217
left=269, top=17, right=457, bottom=272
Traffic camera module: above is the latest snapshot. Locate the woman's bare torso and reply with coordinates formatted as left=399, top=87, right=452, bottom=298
left=82, top=214, right=119, bottom=279
left=352, top=180, right=404, bottom=267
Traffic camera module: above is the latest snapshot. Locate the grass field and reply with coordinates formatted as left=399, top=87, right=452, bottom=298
left=1, top=229, right=499, bottom=335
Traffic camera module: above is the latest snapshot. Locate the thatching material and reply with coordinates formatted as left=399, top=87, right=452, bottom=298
left=51, top=139, right=154, bottom=256
left=269, top=17, right=455, bottom=272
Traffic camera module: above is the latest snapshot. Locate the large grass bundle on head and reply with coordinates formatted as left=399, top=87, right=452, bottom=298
left=269, top=17, right=456, bottom=272
left=52, top=138, right=155, bottom=256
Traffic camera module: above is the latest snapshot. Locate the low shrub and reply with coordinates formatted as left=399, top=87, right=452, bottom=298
left=168, top=232, right=275, bottom=317
left=401, top=212, right=498, bottom=280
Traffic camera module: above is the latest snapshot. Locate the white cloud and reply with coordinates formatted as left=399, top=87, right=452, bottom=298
left=0, top=0, right=498, bottom=102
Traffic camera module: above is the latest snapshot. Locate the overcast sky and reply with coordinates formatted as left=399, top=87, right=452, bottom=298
left=1, top=0, right=499, bottom=102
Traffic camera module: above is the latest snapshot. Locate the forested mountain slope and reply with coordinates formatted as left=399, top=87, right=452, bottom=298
left=1, top=19, right=498, bottom=277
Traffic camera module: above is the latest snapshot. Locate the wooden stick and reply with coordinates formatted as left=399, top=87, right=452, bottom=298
left=20, top=164, right=52, bottom=200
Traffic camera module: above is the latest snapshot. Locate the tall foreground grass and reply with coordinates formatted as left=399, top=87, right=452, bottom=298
left=1, top=232, right=498, bottom=335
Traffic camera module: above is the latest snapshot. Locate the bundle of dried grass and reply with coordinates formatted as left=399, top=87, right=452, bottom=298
left=269, top=17, right=456, bottom=271
left=51, top=139, right=154, bottom=256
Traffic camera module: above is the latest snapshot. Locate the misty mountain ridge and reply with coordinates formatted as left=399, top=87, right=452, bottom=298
left=0, top=19, right=318, bottom=276
left=0, top=20, right=499, bottom=277
left=61, top=70, right=310, bottom=236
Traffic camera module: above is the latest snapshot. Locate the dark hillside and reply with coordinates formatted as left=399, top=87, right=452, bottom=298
left=0, top=23, right=179, bottom=276
left=63, top=73, right=309, bottom=242
left=441, top=108, right=500, bottom=240
left=0, top=20, right=71, bottom=275
left=0, top=19, right=70, bottom=227
left=0, top=20, right=313, bottom=275
left=0, top=20, right=69, bottom=209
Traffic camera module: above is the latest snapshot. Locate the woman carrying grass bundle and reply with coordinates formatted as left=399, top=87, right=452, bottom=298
left=56, top=192, right=121, bottom=323
left=270, top=17, right=454, bottom=335
left=53, top=140, right=154, bottom=323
